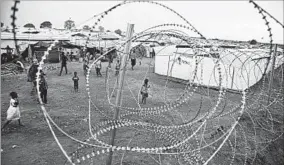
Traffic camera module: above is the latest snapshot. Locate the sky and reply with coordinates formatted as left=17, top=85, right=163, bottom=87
left=1, top=1, right=283, bottom=44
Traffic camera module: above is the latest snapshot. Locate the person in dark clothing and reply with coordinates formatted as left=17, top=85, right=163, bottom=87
left=130, top=49, right=136, bottom=70
left=83, top=60, right=89, bottom=77
left=140, top=78, right=150, bottom=104
left=70, top=52, right=74, bottom=61
left=59, top=52, right=68, bottom=76
left=39, top=73, right=48, bottom=104
left=131, top=57, right=136, bottom=70
left=151, top=48, right=155, bottom=58
left=72, top=72, right=79, bottom=92
left=28, top=59, right=39, bottom=94
left=115, top=59, right=120, bottom=76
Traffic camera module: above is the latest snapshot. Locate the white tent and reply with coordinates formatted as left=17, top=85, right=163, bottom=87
left=154, top=45, right=284, bottom=91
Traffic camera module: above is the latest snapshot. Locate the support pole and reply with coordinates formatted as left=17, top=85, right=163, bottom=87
left=106, top=23, right=134, bottom=165
left=267, top=44, right=277, bottom=105
left=231, top=67, right=235, bottom=89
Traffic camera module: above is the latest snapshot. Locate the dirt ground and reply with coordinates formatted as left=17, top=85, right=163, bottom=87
left=1, top=58, right=283, bottom=165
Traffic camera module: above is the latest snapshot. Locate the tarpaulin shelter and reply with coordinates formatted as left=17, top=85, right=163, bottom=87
left=21, top=41, right=61, bottom=63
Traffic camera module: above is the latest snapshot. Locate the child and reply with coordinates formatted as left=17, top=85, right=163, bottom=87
left=140, top=79, right=150, bottom=104
left=115, top=59, right=120, bottom=76
left=2, top=92, right=24, bottom=130
left=39, top=73, right=48, bottom=104
left=72, top=72, right=79, bottom=92
left=83, top=60, right=89, bottom=77
left=131, top=57, right=136, bottom=70
left=95, top=59, right=102, bottom=77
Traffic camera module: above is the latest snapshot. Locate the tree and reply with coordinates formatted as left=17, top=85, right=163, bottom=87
left=23, top=23, right=35, bottom=28
left=99, top=26, right=104, bottom=32
left=83, top=25, right=91, bottom=31
left=40, top=21, right=52, bottom=28
left=64, top=19, right=75, bottom=30
left=250, top=39, right=257, bottom=45
left=114, top=29, right=122, bottom=36
left=1, top=22, right=4, bottom=28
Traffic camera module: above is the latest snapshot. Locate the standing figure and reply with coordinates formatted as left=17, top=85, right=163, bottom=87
left=2, top=92, right=24, bottom=130
left=27, top=59, right=39, bottom=94
left=130, top=49, right=137, bottom=70
left=151, top=48, right=155, bottom=58
left=95, top=59, right=102, bottom=77
left=70, top=52, right=74, bottom=61
left=131, top=57, right=136, bottom=70
left=83, top=60, right=89, bottom=77
left=59, top=52, right=68, bottom=76
left=72, top=72, right=79, bottom=92
left=140, top=79, right=150, bottom=104
left=115, top=59, right=120, bottom=76
left=39, top=72, right=48, bottom=104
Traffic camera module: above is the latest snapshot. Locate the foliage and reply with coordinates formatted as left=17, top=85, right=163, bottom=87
left=99, top=26, right=104, bottom=32
left=114, top=29, right=122, bottom=36
left=64, top=19, right=75, bottom=30
left=250, top=39, right=257, bottom=45
left=24, top=23, right=35, bottom=28
left=40, top=21, right=52, bottom=28
left=1, top=22, right=4, bottom=28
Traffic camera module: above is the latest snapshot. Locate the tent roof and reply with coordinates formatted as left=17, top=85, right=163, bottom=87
left=57, top=41, right=81, bottom=49
left=71, top=33, right=87, bottom=37
left=100, top=34, right=120, bottom=40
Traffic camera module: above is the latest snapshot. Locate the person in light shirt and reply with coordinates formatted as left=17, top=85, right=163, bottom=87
left=2, top=92, right=24, bottom=131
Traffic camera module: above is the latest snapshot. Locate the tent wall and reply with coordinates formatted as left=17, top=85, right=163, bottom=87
left=48, top=50, right=60, bottom=63
left=154, top=48, right=284, bottom=91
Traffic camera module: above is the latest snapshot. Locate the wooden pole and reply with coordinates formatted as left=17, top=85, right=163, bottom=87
left=106, top=23, right=134, bottom=165
left=267, top=44, right=277, bottom=105
left=231, top=67, right=235, bottom=89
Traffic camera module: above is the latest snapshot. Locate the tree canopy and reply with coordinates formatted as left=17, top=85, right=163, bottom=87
left=64, top=19, right=75, bottom=30
left=114, top=29, right=122, bottom=36
left=99, top=26, right=104, bottom=32
left=24, top=23, right=35, bottom=28
left=249, top=39, right=257, bottom=45
left=40, top=21, right=52, bottom=28
left=1, top=22, right=4, bottom=28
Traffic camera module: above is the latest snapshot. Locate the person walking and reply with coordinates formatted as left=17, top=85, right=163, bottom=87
left=115, top=59, right=120, bottom=76
left=39, top=72, right=48, bottom=104
left=2, top=92, right=24, bottom=130
left=72, top=72, right=79, bottom=92
left=95, top=59, right=102, bottom=77
left=140, top=78, right=150, bottom=104
left=59, top=52, right=68, bottom=76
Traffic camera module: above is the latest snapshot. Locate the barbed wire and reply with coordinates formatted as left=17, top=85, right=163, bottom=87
left=8, top=0, right=284, bottom=165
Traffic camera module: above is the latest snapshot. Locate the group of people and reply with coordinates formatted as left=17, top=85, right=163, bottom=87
left=2, top=50, right=153, bottom=131
left=27, top=59, right=48, bottom=104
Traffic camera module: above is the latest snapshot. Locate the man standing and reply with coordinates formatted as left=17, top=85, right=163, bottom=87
left=95, top=59, right=102, bottom=77
left=28, top=59, right=39, bottom=94
left=39, top=71, right=48, bottom=104
left=59, top=52, right=68, bottom=76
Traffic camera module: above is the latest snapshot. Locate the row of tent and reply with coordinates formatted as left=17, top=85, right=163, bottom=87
left=20, top=41, right=103, bottom=63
